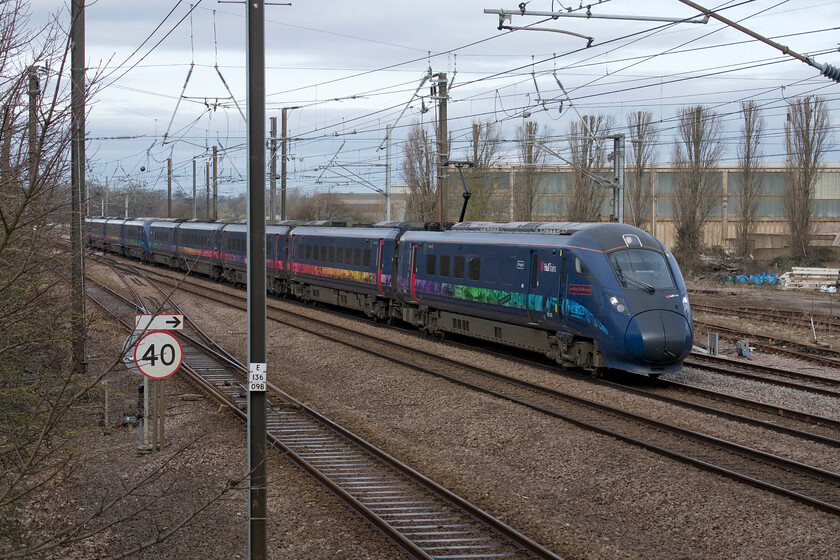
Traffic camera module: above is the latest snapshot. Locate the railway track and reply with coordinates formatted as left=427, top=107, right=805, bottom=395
left=435, top=339, right=840, bottom=448
left=692, top=302, right=840, bottom=332
left=684, top=354, right=840, bottom=398
left=86, top=267, right=564, bottom=560
left=102, top=257, right=840, bottom=517
left=692, top=318, right=840, bottom=368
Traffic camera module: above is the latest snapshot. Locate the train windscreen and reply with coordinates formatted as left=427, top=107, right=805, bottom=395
left=608, top=249, right=675, bottom=292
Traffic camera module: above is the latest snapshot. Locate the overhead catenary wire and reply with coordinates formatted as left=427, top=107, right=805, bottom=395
left=94, top=0, right=840, bottom=198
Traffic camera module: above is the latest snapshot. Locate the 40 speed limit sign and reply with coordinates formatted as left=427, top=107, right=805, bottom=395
left=133, top=331, right=183, bottom=380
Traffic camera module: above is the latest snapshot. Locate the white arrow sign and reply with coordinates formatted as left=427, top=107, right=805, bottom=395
left=133, top=331, right=183, bottom=380
left=135, top=314, right=184, bottom=331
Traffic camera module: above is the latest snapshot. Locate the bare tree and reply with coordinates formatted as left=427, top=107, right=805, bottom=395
left=462, top=119, right=505, bottom=221
left=401, top=121, right=437, bottom=221
left=514, top=120, right=549, bottom=221
left=625, top=111, right=658, bottom=230
left=288, top=189, right=355, bottom=222
left=566, top=114, right=614, bottom=222
left=1, top=3, right=243, bottom=557
left=736, top=100, right=764, bottom=258
left=784, top=96, right=832, bottom=258
left=671, top=105, right=724, bottom=267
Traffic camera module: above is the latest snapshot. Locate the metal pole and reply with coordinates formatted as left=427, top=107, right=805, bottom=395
left=213, top=146, right=218, bottom=220
left=167, top=158, right=172, bottom=218
left=158, top=379, right=164, bottom=450
left=70, top=0, right=86, bottom=373
left=435, top=73, right=448, bottom=224
left=205, top=161, right=210, bottom=221
left=143, top=381, right=149, bottom=447
left=150, top=379, right=157, bottom=452
left=124, top=195, right=128, bottom=218
left=269, top=116, right=277, bottom=220
left=246, top=0, right=267, bottom=557
left=104, top=177, right=108, bottom=216
left=613, top=135, right=625, bottom=224
left=193, top=159, right=197, bottom=219
left=385, top=124, right=391, bottom=221
left=281, top=107, right=287, bottom=220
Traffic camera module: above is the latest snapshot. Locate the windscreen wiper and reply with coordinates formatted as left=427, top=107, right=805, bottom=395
left=615, top=264, right=655, bottom=293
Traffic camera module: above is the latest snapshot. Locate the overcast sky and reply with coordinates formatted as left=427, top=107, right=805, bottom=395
left=32, top=0, right=840, bottom=198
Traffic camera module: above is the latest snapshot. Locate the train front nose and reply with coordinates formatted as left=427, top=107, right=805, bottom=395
left=625, top=310, right=691, bottom=364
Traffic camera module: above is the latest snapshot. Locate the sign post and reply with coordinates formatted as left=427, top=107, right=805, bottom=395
left=128, top=324, right=183, bottom=453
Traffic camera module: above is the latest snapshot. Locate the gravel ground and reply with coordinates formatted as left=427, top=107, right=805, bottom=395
left=42, top=263, right=400, bottom=560
left=64, top=262, right=840, bottom=560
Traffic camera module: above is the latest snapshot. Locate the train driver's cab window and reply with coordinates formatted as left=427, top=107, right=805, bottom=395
left=426, top=254, right=436, bottom=275
left=608, top=249, right=675, bottom=292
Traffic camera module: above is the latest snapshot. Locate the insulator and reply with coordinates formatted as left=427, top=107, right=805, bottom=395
left=821, top=63, right=840, bottom=83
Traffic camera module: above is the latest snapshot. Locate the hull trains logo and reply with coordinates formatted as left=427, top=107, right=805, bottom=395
left=541, top=261, right=557, bottom=273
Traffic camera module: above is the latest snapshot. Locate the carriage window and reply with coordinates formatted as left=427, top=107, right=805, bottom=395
left=320, top=246, right=327, bottom=262
left=353, top=248, right=361, bottom=266
left=440, top=255, right=450, bottom=277
left=363, top=249, right=371, bottom=267
left=426, top=254, right=436, bottom=276
left=468, top=257, right=480, bottom=280
left=328, top=246, right=335, bottom=262
left=344, top=248, right=351, bottom=264
left=336, top=247, right=343, bottom=264
left=454, top=256, right=465, bottom=279
left=306, top=245, right=312, bottom=260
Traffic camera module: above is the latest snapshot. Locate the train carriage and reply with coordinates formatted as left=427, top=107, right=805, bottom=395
left=266, top=223, right=296, bottom=293
left=219, top=222, right=298, bottom=290
left=86, top=217, right=109, bottom=250
left=122, top=218, right=155, bottom=262
left=395, top=222, right=692, bottom=375
left=220, top=223, right=248, bottom=284
left=288, top=223, right=403, bottom=320
left=148, top=221, right=180, bottom=267
left=177, top=221, right=224, bottom=278
left=104, top=218, right=127, bottom=254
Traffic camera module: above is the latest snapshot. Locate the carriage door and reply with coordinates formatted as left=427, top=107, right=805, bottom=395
left=527, top=250, right=539, bottom=324
left=409, top=243, right=418, bottom=302
left=376, top=238, right=385, bottom=295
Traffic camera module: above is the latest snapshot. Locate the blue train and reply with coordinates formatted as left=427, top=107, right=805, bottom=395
left=86, top=217, right=693, bottom=376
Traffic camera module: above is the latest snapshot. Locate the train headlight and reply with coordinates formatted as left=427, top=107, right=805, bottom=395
left=682, top=295, right=691, bottom=317
left=609, top=295, right=631, bottom=316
